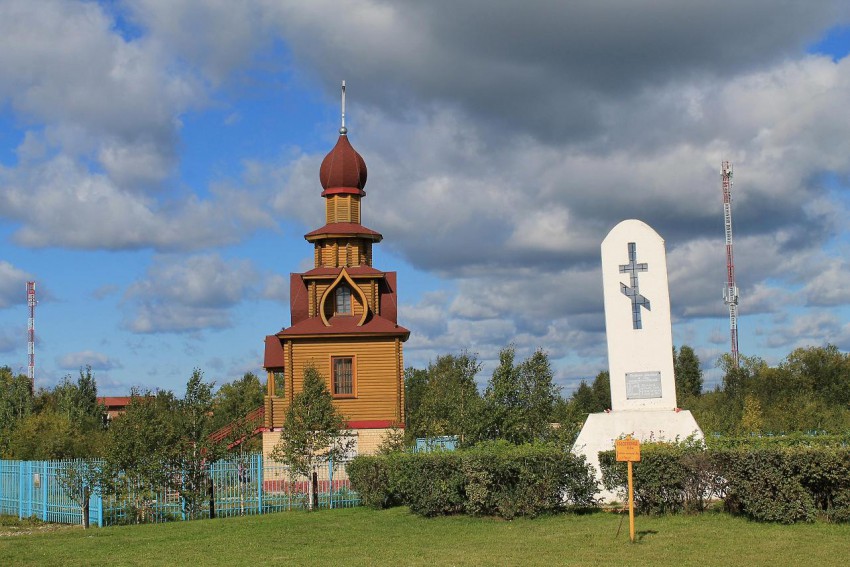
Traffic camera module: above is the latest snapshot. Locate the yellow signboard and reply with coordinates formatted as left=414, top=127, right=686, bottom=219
left=615, top=438, right=641, bottom=462
left=614, top=437, right=641, bottom=543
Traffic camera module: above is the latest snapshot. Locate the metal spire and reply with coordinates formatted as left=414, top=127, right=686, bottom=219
left=340, top=80, right=347, bottom=135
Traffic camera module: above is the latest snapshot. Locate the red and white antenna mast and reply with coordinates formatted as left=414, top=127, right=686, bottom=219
left=27, top=281, right=36, bottom=389
left=721, top=161, right=739, bottom=368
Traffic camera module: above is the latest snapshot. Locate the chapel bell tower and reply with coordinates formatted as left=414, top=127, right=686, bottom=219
left=262, top=82, right=409, bottom=456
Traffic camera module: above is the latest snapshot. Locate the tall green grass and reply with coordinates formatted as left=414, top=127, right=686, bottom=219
left=3, top=507, right=850, bottom=566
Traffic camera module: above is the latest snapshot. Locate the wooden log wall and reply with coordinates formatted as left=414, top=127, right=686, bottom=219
left=265, top=337, right=403, bottom=428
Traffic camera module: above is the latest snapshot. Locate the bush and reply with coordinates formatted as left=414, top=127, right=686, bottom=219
left=600, top=440, right=850, bottom=524
left=714, top=448, right=815, bottom=523
left=600, top=440, right=717, bottom=515
left=395, top=452, right=466, bottom=517
left=714, top=447, right=850, bottom=524
left=462, top=441, right=568, bottom=519
left=347, top=442, right=598, bottom=519
left=706, top=433, right=850, bottom=450
left=346, top=455, right=396, bottom=509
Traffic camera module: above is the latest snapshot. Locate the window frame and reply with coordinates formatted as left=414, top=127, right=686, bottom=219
left=331, top=355, right=356, bottom=398
left=335, top=286, right=352, bottom=315
left=272, top=371, right=286, bottom=398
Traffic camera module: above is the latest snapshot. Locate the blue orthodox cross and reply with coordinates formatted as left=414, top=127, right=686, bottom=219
left=619, top=242, right=650, bottom=329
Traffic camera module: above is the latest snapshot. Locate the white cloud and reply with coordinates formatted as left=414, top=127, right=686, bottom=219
left=0, top=156, right=274, bottom=250
left=57, top=350, right=121, bottom=371
left=125, top=0, right=272, bottom=84
left=0, top=0, right=200, bottom=184
left=803, top=257, right=850, bottom=306
left=0, top=328, right=20, bottom=354
left=0, top=1, right=276, bottom=252
left=758, top=311, right=843, bottom=350
left=123, top=254, right=258, bottom=333
left=0, top=261, right=32, bottom=309
left=261, top=274, right=290, bottom=303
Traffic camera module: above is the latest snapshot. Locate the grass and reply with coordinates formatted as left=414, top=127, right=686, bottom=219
left=2, top=507, right=850, bottom=566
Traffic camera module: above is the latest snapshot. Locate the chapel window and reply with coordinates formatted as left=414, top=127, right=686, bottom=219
left=273, top=371, right=285, bottom=397
left=335, top=286, right=352, bottom=315
left=332, top=357, right=354, bottom=397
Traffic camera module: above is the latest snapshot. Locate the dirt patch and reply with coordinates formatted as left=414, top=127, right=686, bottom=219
left=0, top=522, right=80, bottom=537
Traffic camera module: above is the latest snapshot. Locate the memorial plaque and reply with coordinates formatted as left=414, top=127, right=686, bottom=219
left=625, top=371, right=662, bottom=400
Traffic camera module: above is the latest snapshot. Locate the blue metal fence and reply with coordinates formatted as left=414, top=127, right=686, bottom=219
left=0, top=455, right=359, bottom=527
left=0, top=459, right=103, bottom=525
left=414, top=436, right=458, bottom=453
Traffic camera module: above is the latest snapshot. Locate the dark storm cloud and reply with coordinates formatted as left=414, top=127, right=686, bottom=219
left=276, top=1, right=847, bottom=145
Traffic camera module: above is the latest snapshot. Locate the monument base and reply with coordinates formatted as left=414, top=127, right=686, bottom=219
left=572, top=409, right=703, bottom=503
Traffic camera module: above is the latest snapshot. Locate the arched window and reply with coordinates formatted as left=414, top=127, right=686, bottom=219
left=335, top=286, right=352, bottom=315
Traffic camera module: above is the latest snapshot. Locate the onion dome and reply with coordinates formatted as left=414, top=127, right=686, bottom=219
left=319, top=134, right=367, bottom=194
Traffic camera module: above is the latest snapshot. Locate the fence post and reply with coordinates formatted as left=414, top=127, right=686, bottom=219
left=328, top=457, right=334, bottom=509
left=180, top=466, right=187, bottom=521
left=256, top=453, right=263, bottom=515
left=41, top=461, right=48, bottom=521
left=18, top=461, right=24, bottom=520
left=93, top=488, right=103, bottom=528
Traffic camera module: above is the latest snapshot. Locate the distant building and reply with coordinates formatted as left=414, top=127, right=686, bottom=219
left=262, top=120, right=409, bottom=457
left=97, top=396, right=132, bottom=422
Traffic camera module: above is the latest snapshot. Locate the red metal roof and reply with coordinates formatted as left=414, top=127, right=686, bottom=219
left=302, top=266, right=385, bottom=278
left=264, top=335, right=287, bottom=368
left=320, top=134, right=367, bottom=191
left=304, top=223, right=383, bottom=241
left=97, top=396, right=132, bottom=408
left=278, top=314, right=409, bottom=339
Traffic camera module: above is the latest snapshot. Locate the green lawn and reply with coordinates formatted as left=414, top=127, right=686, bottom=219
left=2, top=507, right=849, bottom=566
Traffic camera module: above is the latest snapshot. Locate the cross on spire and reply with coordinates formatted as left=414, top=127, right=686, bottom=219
left=619, top=242, right=651, bottom=329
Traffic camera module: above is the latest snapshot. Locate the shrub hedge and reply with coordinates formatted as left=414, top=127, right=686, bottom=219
left=599, top=441, right=850, bottom=524
left=347, top=441, right=598, bottom=519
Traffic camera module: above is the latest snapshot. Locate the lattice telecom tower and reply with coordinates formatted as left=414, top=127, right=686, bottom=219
left=721, top=161, right=740, bottom=368
left=27, top=281, right=36, bottom=387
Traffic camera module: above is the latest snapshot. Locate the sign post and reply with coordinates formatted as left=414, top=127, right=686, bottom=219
left=615, top=437, right=641, bottom=543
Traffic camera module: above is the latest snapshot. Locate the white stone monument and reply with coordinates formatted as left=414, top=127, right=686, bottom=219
left=573, top=219, right=703, bottom=501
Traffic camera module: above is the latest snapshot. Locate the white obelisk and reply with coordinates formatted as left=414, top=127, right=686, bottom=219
left=573, top=219, right=702, bottom=502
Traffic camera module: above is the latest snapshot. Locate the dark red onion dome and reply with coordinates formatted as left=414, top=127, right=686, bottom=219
left=319, top=133, right=367, bottom=195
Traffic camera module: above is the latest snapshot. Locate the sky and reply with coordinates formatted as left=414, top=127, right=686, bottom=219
left=1, top=1, right=849, bottom=396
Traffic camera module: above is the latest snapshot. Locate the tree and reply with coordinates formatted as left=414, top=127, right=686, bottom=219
left=55, top=459, right=105, bottom=529
left=782, top=344, right=850, bottom=407
left=0, top=366, right=33, bottom=456
left=179, top=369, right=220, bottom=519
left=6, top=410, right=101, bottom=459
left=483, top=346, right=559, bottom=444
left=674, top=346, right=703, bottom=402
left=720, top=353, right=764, bottom=400
left=212, top=372, right=265, bottom=430
left=739, top=394, right=764, bottom=434
left=403, top=367, right=429, bottom=439
left=590, top=371, right=611, bottom=411
left=559, top=370, right=610, bottom=423
left=270, top=364, right=352, bottom=510
left=415, top=352, right=483, bottom=444
left=104, top=389, right=182, bottom=521
left=483, top=347, right=521, bottom=441
left=3, top=365, right=105, bottom=460
left=54, top=366, right=104, bottom=428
